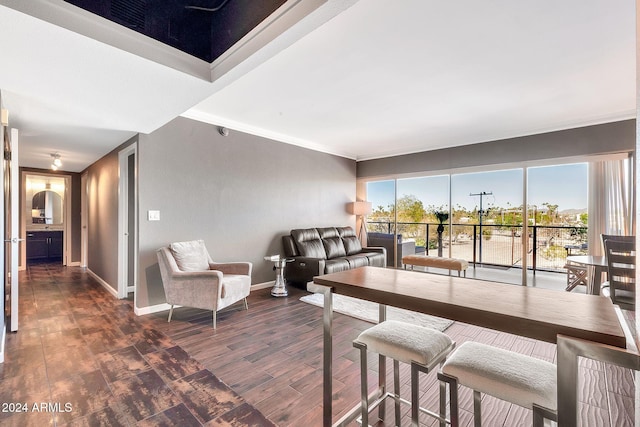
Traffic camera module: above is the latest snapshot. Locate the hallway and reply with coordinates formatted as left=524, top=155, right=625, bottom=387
left=0, top=263, right=274, bottom=426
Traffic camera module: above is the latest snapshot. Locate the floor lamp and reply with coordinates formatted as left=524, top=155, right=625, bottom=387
left=350, top=201, right=372, bottom=246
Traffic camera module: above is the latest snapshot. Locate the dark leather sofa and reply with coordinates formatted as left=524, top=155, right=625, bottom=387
left=282, top=226, right=386, bottom=286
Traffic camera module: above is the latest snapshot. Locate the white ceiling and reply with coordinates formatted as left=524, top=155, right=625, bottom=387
left=0, top=0, right=635, bottom=171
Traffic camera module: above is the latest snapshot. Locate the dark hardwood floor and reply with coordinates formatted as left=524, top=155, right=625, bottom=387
left=2, top=263, right=274, bottom=426
left=4, top=263, right=635, bottom=426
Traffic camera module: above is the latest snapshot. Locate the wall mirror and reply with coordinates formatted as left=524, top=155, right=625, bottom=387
left=32, top=190, right=63, bottom=224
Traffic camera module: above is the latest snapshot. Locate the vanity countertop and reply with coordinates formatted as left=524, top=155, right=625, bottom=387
left=26, top=227, right=64, bottom=232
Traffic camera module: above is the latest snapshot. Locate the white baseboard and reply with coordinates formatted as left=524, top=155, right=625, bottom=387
left=134, top=302, right=173, bottom=317
left=252, top=280, right=274, bottom=290
left=127, top=285, right=135, bottom=293
left=87, top=269, right=118, bottom=298
left=0, top=327, right=5, bottom=363
left=67, top=261, right=81, bottom=267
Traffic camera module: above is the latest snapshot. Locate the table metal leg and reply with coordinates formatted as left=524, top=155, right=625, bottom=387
left=556, top=336, right=579, bottom=427
left=307, top=283, right=334, bottom=426
left=308, top=283, right=392, bottom=427
left=323, top=287, right=333, bottom=426
left=378, top=304, right=387, bottom=421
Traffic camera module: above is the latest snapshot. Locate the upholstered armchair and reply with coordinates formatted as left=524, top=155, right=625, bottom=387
left=156, top=240, right=252, bottom=329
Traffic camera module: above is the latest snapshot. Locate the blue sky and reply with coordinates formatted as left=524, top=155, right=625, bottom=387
left=366, top=163, right=588, bottom=212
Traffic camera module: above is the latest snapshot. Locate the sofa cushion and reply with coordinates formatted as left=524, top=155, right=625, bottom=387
left=323, top=238, right=346, bottom=259
left=324, top=258, right=351, bottom=274
left=317, top=227, right=339, bottom=239
left=169, top=240, right=210, bottom=271
left=337, top=226, right=362, bottom=255
left=317, top=227, right=347, bottom=259
left=291, top=228, right=327, bottom=259
left=361, top=251, right=386, bottom=267
left=345, top=254, right=369, bottom=268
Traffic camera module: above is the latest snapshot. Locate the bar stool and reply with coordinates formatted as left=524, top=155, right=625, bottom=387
left=438, top=341, right=557, bottom=427
left=353, top=320, right=455, bottom=426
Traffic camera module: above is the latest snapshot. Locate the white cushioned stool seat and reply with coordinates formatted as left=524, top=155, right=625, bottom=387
left=356, top=320, right=453, bottom=366
left=439, top=341, right=557, bottom=427
left=353, top=320, right=455, bottom=426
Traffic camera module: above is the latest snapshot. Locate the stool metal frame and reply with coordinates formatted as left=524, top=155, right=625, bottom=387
left=437, top=372, right=557, bottom=427
left=353, top=339, right=455, bottom=427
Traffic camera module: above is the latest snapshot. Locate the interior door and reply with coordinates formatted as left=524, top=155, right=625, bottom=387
left=4, top=128, right=19, bottom=331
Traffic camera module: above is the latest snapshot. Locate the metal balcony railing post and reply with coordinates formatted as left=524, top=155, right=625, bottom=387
left=425, top=224, right=429, bottom=255
left=472, top=224, right=477, bottom=267
left=532, top=225, right=537, bottom=274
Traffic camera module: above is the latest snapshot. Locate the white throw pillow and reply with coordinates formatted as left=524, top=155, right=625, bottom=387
left=169, top=240, right=209, bottom=271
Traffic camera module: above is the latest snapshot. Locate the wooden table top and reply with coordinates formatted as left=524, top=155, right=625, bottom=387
left=566, top=255, right=608, bottom=268
left=313, top=266, right=626, bottom=348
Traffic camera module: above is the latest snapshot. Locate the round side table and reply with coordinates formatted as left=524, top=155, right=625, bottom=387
left=264, top=255, right=293, bottom=297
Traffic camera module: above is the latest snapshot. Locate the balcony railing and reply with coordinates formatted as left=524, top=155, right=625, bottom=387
left=366, top=221, right=588, bottom=272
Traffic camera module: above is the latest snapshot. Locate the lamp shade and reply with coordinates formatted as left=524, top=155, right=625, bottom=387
left=350, top=201, right=372, bottom=216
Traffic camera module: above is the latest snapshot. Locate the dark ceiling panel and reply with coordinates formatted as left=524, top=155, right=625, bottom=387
left=64, top=0, right=286, bottom=63
left=209, top=0, right=287, bottom=61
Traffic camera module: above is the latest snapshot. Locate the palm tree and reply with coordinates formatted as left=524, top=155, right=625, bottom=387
left=434, top=211, right=449, bottom=257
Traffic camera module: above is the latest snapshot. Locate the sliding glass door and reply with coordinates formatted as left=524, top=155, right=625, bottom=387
left=361, top=161, right=593, bottom=286
left=450, top=169, right=523, bottom=268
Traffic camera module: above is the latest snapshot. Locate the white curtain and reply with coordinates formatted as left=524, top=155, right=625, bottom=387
left=587, top=157, right=634, bottom=256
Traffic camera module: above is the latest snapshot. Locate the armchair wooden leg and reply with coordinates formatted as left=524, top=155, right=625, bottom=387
left=213, top=310, right=217, bottom=329
left=168, top=305, right=174, bottom=323
left=244, top=298, right=249, bottom=310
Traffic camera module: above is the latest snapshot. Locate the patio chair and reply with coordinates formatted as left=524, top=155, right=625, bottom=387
left=156, top=240, right=252, bottom=328
left=564, top=260, right=588, bottom=292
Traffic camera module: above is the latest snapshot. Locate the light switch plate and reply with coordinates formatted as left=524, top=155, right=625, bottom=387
left=148, top=210, right=160, bottom=221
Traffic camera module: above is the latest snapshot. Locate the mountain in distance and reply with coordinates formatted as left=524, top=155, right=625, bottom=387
left=560, top=208, right=587, bottom=215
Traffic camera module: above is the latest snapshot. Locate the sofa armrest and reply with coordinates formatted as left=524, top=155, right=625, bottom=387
left=363, top=246, right=386, bottom=255
left=362, top=246, right=387, bottom=267
left=400, top=241, right=416, bottom=254
left=166, top=270, right=223, bottom=308
left=284, top=256, right=326, bottom=285
left=209, top=261, right=252, bottom=276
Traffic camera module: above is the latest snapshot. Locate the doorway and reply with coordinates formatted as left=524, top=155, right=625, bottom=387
left=21, top=173, right=71, bottom=267
left=118, top=144, right=137, bottom=299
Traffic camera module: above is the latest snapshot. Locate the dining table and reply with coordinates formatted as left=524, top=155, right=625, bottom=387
left=308, top=266, right=627, bottom=427
left=566, top=255, right=608, bottom=295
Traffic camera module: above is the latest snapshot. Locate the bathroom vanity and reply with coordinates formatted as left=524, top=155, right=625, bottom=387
left=26, top=230, right=63, bottom=261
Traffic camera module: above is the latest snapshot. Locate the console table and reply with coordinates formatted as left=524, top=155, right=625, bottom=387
left=309, top=266, right=626, bottom=427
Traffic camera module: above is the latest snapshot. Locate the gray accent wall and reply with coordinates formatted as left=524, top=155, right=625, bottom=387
left=84, top=136, right=137, bottom=292
left=137, top=117, right=356, bottom=309
left=357, top=120, right=636, bottom=178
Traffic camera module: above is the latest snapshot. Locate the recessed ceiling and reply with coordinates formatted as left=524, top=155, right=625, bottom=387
left=0, top=0, right=635, bottom=172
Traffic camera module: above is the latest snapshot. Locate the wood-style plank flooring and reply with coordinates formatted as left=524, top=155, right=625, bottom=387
left=6, top=263, right=636, bottom=426
left=3, top=262, right=274, bottom=426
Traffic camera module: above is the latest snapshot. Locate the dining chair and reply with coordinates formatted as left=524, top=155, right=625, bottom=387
left=602, top=238, right=635, bottom=310
left=600, top=234, right=635, bottom=252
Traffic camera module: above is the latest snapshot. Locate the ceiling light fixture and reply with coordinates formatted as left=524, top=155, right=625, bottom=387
left=51, top=153, right=62, bottom=170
